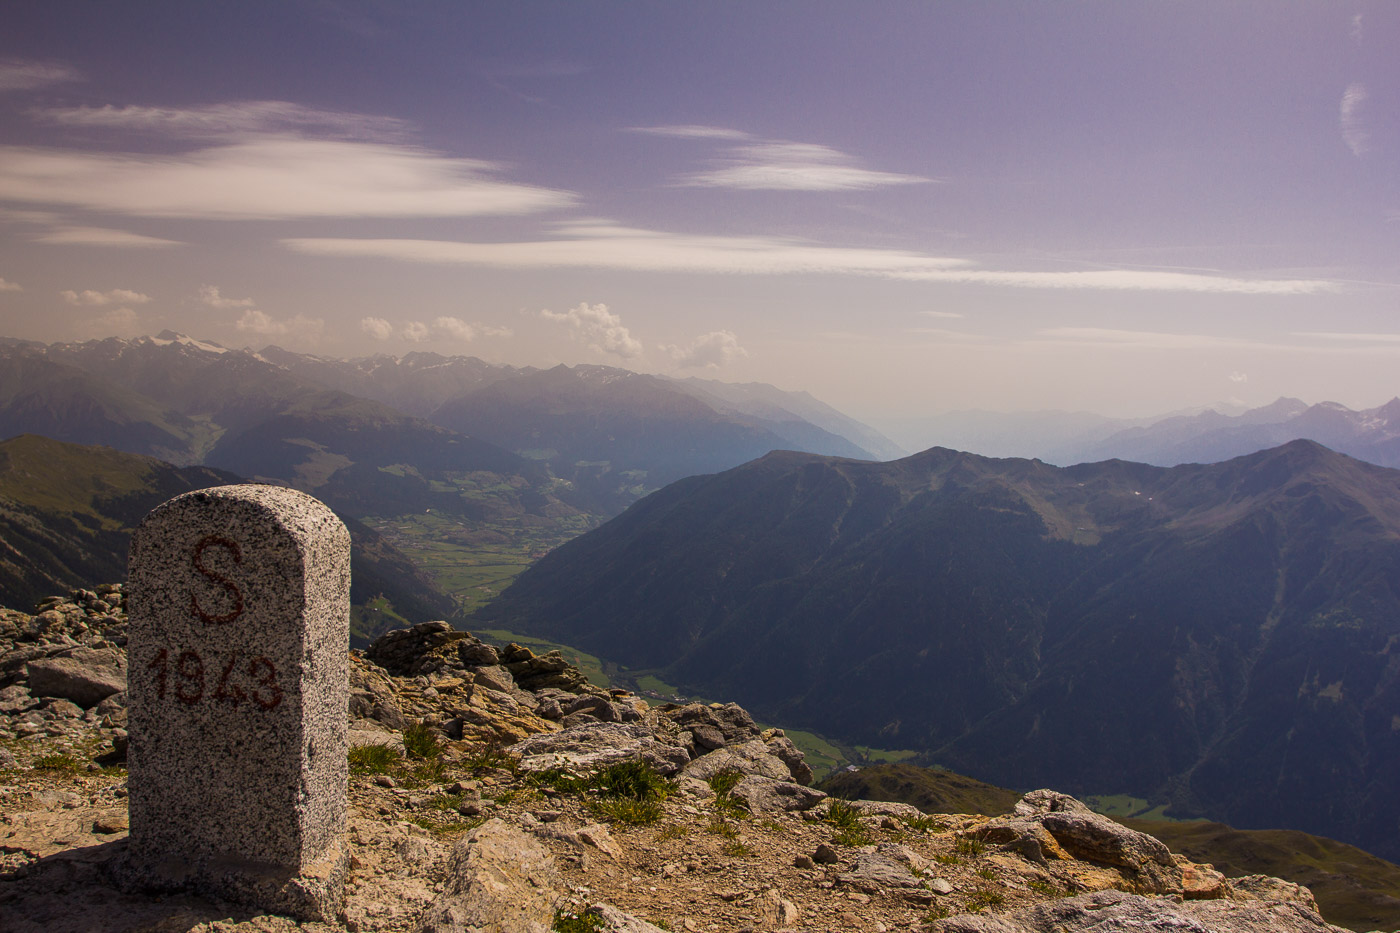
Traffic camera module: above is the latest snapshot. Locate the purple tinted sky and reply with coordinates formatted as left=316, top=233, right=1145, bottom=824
left=1, top=1, right=1397, bottom=420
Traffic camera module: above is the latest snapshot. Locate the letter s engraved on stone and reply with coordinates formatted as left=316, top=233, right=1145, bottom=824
left=190, top=535, right=244, bottom=624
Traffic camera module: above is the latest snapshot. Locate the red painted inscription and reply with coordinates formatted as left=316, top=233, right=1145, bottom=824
left=147, top=647, right=282, bottom=710
left=190, top=535, right=244, bottom=624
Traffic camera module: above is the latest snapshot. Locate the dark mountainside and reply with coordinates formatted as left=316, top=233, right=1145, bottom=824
left=478, top=439, right=1400, bottom=862
left=0, top=435, right=455, bottom=635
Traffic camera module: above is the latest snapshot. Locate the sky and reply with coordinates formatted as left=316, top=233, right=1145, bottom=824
left=1, top=1, right=1398, bottom=424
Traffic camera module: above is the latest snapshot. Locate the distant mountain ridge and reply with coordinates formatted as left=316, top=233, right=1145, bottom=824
left=478, top=439, right=1400, bottom=863
left=883, top=397, right=1400, bottom=469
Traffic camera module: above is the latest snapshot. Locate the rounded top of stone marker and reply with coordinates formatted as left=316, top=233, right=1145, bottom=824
left=142, top=484, right=348, bottom=544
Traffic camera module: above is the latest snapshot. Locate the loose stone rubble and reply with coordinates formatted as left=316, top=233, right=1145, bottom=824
left=0, top=589, right=1373, bottom=933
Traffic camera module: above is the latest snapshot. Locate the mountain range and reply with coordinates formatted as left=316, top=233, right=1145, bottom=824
left=477, top=439, right=1400, bottom=862
left=0, top=332, right=899, bottom=628
left=886, top=397, right=1400, bottom=468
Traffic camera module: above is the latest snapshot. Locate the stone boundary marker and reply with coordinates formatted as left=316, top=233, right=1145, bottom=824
left=117, top=484, right=351, bottom=921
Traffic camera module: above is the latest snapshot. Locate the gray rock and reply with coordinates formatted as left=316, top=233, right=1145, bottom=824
left=931, top=888, right=1348, bottom=933
left=512, top=721, right=692, bottom=776
left=839, top=845, right=927, bottom=892
left=762, top=728, right=814, bottom=784
left=583, top=903, right=670, bottom=933
left=473, top=665, right=517, bottom=693
left=1007, top=790, right=1181, bottom=895
left=457, top=639, right=500, bottom=667
left=1230, top=874, right=1321, bottom=912
left=420, top=819, right=560, bottom=933
left=729, top=775, right=827, bottom=812
left=25, top=647, right=126, bottom=707
left=682, top=738, right=792, bottom=782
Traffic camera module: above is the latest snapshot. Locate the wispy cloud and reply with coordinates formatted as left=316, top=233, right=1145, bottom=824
left=199, top=285, right=256, bottom=309
left=0, top=139, right=575, bottom=219
left=0, top=58, right=81, bottom=92
left=236, top=309, right=323, bottom=340
left=61, top=288, right=151, bottom=306
left=34, top=225, right=182, bottom=248
left=629, top=125, right=752, bottom=140
left=892, top=268, right=1332, bottom=295
left=283, top=222, right=1332, bottom=294
left=1036, top=328, right=1248, bottom=349
left=1293, top=331, right=1400, bottom=343
left=541, top=302, right=643, bottom=359
left=681, top=141, right=931, bottom=192
left=41, top=101, right=410, bottom=141
left=662, top=330, right=747, bottom=369
left=94, top=306, right=141, bottom=335
left=284, top=220, right=969, bottom=276
left=0, top=277, right=21, bottom=292
left=633, top=125, right=930, bottom=191
left=920, top=310, right=964, bottom=319
left=1340, top=82, right=1371, bottom=157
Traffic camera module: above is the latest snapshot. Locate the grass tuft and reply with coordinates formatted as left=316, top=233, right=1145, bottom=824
left=348, top=743, right=401, bottom=774
left=825, top=798, right=872, bottom=847
left=33, top=753, right=81, bottom=772
left=402, top=723, right=444, bottom=760
left=553, top=910, right=607, bottom=933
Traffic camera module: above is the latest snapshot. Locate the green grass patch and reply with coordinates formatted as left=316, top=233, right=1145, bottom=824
left=32, top=753, right=82, bottom=772
left=402, top=723, right=445, bottom=760
left=533, top=760, right=672, bottom=826
left=965, top=890, right=1005, bottom=912
left=348, top=743, right=402, bottom=774
left=553, top=910, right=608, bottom=933
left=825, top=799, right=872, bottom=847
left=956, top=836, right=986, bottom=857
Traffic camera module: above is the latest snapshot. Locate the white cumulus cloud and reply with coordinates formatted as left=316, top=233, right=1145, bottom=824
left=1229, top=371, right=1248, bottom=383
left=541, top=302, right=643, bottom=359
left=663, top=330, right=748, bottom=369
left=361, top=317, right=394, bottom=340
left=198, top=285, right=256, bottom=309
left=401, top=321, right=431, bottom=342
left=0, top=277, right=21, bottom=292
left=236, top=309, right=323, bottom=339
left=60, top=288, right=151, bottom=306
left=433, top=316, right=476, bottom=341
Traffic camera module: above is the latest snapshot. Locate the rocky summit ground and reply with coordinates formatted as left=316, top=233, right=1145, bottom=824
left=0, top=588, right=1382, bottom=933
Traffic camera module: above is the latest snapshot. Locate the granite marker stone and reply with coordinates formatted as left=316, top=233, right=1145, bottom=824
left=121, top=484, right=351, bottom=920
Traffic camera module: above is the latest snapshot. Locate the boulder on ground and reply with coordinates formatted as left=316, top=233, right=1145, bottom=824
left=25, top=647, right=126, bottom=707
left=418, top=819, right=560, bottom=933
left=1007, top=790, right=1181, bottom=895
left=682, top=738, right=792, bottom=782
left=511, top=721, right=692, bottom=776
